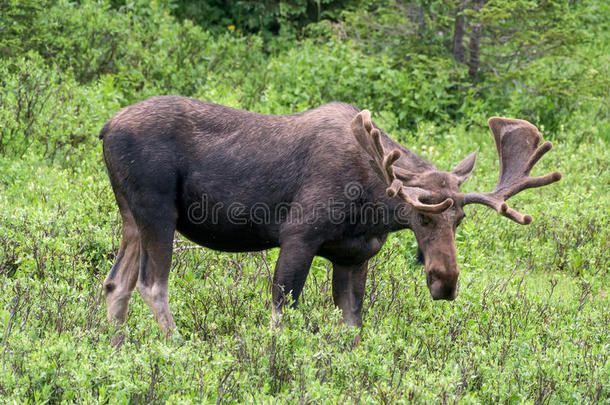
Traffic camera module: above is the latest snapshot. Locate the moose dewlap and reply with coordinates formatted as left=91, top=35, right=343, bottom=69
left=100, top=96, right=561, bottom=338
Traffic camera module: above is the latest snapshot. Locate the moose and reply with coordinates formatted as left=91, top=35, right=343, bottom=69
left=100, top=96, right=561, bottom=337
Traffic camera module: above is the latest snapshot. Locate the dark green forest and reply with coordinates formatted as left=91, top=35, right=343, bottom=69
left=0, top=0, right=608, bottom=402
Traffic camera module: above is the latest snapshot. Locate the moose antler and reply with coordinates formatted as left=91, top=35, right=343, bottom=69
left=464, top=117, right=562, bottom=224
left=351, top=110, right=453, bottom=213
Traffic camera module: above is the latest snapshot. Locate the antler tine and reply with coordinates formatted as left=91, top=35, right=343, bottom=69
left=464, top=117, right=561, bottom=225
left=463, top=192, right=533, bottom=225
left=383, top=150, right=401, bottom=184
left=398, top=187, right=454, bottom=212
left=351, top=110, right=453, bottom=214
left=525, top=141, right=552, bottom=174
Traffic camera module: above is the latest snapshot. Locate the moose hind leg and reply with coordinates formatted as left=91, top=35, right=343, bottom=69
left=103, top=196, right=140, bottom=324
left=332, top=261, right=368, bottom=327
left=135, top=207, right=178, bottom=337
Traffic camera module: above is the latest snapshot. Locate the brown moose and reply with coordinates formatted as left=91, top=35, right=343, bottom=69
left=100, top=96, right=561, bottom=337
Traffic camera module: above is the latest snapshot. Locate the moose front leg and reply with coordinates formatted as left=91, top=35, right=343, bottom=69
left=332, top=261, right=368, bottom=327
left=271, top=237, right=317, bottom=326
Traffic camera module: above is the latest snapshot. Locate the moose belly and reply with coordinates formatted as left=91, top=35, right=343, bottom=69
left=176, top=220, right=280, bottom=252
left=175, top=194, right=282, bottom=252
left=319, top=234, right=387, bottom=265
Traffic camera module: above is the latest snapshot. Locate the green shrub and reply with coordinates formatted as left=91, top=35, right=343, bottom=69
left=0, top=52, right=121, bottom=162
left=169, top=0, right=358, bottom=37
left=260, top=40, right=470, bottom=129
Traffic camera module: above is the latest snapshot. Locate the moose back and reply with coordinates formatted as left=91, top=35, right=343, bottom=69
left=100, top=96, right=561, bottom=336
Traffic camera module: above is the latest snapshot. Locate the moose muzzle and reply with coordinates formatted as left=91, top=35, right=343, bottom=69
left=425, top=265, right=459, bottom=301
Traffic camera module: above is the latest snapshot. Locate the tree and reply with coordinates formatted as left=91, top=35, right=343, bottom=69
left=452, top=0, right=583, bottom=83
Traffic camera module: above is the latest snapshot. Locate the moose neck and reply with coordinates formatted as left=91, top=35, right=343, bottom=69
left=370, top=188, right=417, bottom=234
left=379, top=133, right=437, bottom=174
left=364, top=133, right=440, bottom=234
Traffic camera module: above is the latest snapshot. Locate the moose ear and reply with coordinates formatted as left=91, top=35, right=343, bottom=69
left=452, top=150, right=478, bottom=185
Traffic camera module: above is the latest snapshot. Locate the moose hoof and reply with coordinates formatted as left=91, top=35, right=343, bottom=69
left=110, top=333, right=125, bottom=349
left=168, top=330, right=185, bottom=347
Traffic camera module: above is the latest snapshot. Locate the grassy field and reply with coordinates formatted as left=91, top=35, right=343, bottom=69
left=1, top=0, right=609, bottom=403
left=1, top=114, right=608, bottom=403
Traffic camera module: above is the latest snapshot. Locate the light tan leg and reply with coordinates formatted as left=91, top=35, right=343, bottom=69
left=103, top=197, right=140, bottom=325
left=135, top=219, right=177, bottom=337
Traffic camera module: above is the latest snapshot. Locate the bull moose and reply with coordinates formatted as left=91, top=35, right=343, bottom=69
left=100, top=96, right=561, bottom=337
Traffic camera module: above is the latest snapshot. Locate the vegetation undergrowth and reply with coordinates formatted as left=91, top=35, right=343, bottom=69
left=0, top=0, right=608, bottom=402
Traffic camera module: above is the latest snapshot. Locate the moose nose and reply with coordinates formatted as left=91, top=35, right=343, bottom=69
left=432, top=287, right=456, bottom=301
left=427, top=270, right=458, bottom=301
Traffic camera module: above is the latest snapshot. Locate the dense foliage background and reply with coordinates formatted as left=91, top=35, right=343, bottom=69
left=0, top=0, right=608, bottom=402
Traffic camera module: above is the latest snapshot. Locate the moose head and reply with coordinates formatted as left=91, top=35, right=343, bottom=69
left=352, top=111, right=562, bottom=300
